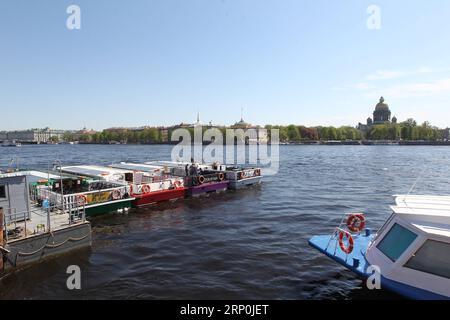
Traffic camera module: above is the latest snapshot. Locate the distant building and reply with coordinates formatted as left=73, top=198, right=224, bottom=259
left=4, top=128, right=65, bottom=143
left=230, top=117, right=268, bottom=144
left=358, top=97, right=398, bottom=133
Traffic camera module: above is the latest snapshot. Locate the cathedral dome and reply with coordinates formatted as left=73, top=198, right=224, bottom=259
left=375, top=97, right=389, bottom=111
left=373, top=96, right=392, bottom=124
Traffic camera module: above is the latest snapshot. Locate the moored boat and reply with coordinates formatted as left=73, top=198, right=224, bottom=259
left=309, top=195, right=450, bottom=300
left=43, top=166, right=134, bottom=216
left=109, top=163, right=186, bottom=206
left=61, top=164, right=186, bottom=208
left=210, top=163, right=263, bottom=189
left=147, top=161, right=229, bottom=197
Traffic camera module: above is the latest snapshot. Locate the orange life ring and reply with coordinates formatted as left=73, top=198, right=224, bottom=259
left=338, top=229, right=354, bottom=254
left=142, top=184, right=151, bottom=194
left=198, top=175, right=205, bottom=184
left=346, top=213, right=366, bottom=233
left=112, top=189, right=121, bottom=200
left=173, top=180, right=183, bottom=188
left=76, top=195, right=87, bottom=206
left=218, top=173, right=225, bottom=181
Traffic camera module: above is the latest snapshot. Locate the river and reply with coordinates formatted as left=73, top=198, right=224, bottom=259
left=1, top=144, right=449, bottom=299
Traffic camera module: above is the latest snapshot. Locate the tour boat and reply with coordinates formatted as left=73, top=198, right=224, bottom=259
left=61, top=164, right=185, bottom=207
left=109, top=162, right=186, bottom=206
left=147, top=161, right=229, bottom=197
left=210, top=164, right=263, bottom=189
left=33, top=170, right=134, bottom=217
left=309, top=195, right=450, bottom=300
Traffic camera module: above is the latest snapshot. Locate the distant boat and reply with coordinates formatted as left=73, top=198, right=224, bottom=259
left=1, top=140, right=21, bottom=147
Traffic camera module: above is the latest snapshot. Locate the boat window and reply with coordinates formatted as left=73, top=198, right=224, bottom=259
left=404, top=240, right=450, bottom=279
left=0, top=185, right=6, bottom=199
left=377, top=223, right=417, bottom=262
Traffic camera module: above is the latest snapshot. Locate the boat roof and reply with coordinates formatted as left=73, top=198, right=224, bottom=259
left=61, top=165, right=132, bottom=177
left=147, top=161, right=212, bottom=169
left=411, top=222, right=450, bottom=238
left=390, top=195, right=450, bottom=228
left=110, top=162, right=164, bottom=172
left=0, top=170, right=71, bottom=180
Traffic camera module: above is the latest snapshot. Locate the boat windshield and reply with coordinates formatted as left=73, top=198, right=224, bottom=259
left=404, top=240, right=450, bottom=279
left=376, top=223, right=418, bottom=262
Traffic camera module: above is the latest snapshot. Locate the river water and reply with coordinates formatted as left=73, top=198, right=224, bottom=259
left=0, top=144, right=449, bottom=299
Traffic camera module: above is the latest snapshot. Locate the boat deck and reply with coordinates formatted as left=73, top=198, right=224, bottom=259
left=309, top=232, right=374, bottom=278
left=5, top=202, right=80, bottom=243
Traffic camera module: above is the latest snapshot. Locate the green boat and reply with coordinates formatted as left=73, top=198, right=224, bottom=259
left=31, top=174, right=135, bottom=217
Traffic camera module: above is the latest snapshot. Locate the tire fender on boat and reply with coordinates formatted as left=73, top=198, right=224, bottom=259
left=198, top=175, right=205, bottom=184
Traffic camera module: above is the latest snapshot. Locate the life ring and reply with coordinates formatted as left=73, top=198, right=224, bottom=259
left=112, top=189, right=122, bottom=200
left=338, top=229, right=354, bottom=254
left=198, top=175, right=205, bottom=184
left=346, top=213, right=366, bottom=233
left=218, top=173, right=225, bottom=181
left=76, top=195, right=87, bottom=206
left=173, top=180, right=183, bottom=188
left=142, top=184, right=151, bottom=194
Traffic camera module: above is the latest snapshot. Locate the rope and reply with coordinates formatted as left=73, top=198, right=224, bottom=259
left=15, top=233, right=90, bottom=257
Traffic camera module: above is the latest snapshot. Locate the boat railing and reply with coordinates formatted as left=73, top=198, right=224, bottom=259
left=35, top=185, right=131, bottom=212
left=2, top=202, right=86, bottom=243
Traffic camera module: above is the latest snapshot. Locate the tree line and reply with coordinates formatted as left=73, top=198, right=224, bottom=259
left=61, top=119, right=448, bottom=144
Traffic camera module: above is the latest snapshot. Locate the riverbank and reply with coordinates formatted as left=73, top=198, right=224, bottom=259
left=3, top=140, right=450, bottom=146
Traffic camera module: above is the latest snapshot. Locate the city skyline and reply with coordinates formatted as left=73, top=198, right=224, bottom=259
left=1, top=1, right=450, bottom=130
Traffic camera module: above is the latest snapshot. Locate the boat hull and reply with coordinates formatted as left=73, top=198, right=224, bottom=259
left=309, top=234, right=449, bottom=300
left=186, top=181, right=229, bottom=197
left=228, top=176, right=262, bottom=189
left=84, top=198, right=133, bottom=216
left=133, top=188, right=186, bottom=207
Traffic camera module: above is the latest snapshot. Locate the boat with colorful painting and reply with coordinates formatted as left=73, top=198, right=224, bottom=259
left=61, top=164, right=185, bottom=208
left=309, top=195, right=450, bottom=300
left=43, top=166, right=135, bottom=216
left=147, top=161, right=229, bottom=197
left=109, top=163, right=186, bottom=206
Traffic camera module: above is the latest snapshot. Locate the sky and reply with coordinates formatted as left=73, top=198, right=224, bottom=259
left=1, top=0, right=450, bottom=130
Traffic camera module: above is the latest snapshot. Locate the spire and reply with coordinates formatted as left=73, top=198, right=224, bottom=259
left=197, top=111, right=200, bottom=123
left=241, top=107, right=244, bottom=121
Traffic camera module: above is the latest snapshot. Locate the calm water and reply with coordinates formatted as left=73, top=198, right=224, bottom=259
left=1, top=144, right=450, bottom=300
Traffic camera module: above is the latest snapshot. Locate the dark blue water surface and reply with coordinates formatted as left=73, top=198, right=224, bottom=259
left=1, top=144, right=449, bottom=299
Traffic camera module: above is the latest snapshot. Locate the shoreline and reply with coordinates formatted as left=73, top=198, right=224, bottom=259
left=6, top=141, right=450, bottom=146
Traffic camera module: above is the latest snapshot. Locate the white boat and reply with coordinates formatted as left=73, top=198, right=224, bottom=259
left=1, top=140, right=21, bottom=147
left=147, top=161, right=263, bottom=189
left=309, top=194, right=450, bottom=300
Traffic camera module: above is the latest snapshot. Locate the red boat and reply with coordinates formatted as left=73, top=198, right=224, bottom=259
left=132, top=178, right=186, bottom=207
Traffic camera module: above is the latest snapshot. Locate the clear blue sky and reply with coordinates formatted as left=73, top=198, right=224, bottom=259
left=1, top=0, right=450, bottom=130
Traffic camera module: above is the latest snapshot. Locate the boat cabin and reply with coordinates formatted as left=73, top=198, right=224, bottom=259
left=365, top=195, right=450, bottom=299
